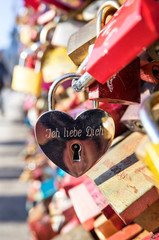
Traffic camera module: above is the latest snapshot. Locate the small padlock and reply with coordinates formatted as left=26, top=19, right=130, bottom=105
left=71, top=0, right=120, bottom=91
left=88, top=58, right=141, bottom=104
left=72, top=1, right=141, bottom=104
left=67, top=18, right=97, bottom=66
left=67, top=0, right=120, bottom=66
left=12, top=42, right=43, bottom=96
left=38, top=21, right=77, bottom=83
left=138, top=91, right=159, bottom=185
left=41, top=47, right=77, bottom=83
left=35, top=73, right=115, bottom=177
left=121, top=82, right=158, bottom=132
left=79, top=0, right=159, bottom=86
left=82, top=0, right=107, bottom=21
left=51, top=20, right=84, bottom=48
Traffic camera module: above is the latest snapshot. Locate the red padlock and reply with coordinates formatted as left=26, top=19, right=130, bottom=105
left=88, top=58, right=140, bottom=104
left=24, top=0, right=40, bottom=11
left=69, top=100, right=127, bottom=137
left=85, top=0, right=159, bottom=85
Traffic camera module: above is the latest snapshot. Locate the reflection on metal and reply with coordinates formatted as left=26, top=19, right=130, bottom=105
left=36, top=109, right=115, bottom=177
left=36, top=73, right=115, bottom=177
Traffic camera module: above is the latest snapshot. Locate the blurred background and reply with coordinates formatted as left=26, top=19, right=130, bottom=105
left=0, top=1, right=101, bottom=239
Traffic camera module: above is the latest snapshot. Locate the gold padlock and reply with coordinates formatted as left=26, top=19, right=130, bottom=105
left=67, top=0, right=120, bottom=66
left=12, top=42, right=42, bottom=96
left=38, top=21, right=77, bottom=83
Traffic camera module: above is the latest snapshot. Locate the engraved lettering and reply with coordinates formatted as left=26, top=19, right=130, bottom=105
left=64, top=127, right=67, bottom=138
left=86, top=126, right=92, bottom=137
left=64, top=127, right=83, bottom=138
left=45, top=129, right=52, bottom=138
left=86, top=126, right=104, bottom=137
left=78, top=129, right=82, bottom=137
left=52, top=128, right=60, bottom=138
left=45, top=126, right=104, bottom=139
left=69, top=130, right=74, bottom=137
left=46, top=128, right=60, bottom=138
left=95, top=128, right=100, bottom=136
left=99, top=126, right=104, bottom=136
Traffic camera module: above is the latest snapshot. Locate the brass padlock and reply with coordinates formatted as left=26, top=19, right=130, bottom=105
left=67, top=0, right=120, bottom=66
left=38, top=21, right=77, bottom=83
left=12, top=42, right=42, bottom=96
left=72, top=1, right=120, bottom=92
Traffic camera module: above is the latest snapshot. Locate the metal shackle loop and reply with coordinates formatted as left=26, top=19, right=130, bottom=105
left=140, top=91, right=159, bottom=144
left=40, top=22, right=56, bottom=45
left=19, top=42, right=42, bottom=66
left=72, top=1, right=120, bottom=93
left=48, top=73, right=81, bottom=111
left=97, top=1, right=120, bottom=37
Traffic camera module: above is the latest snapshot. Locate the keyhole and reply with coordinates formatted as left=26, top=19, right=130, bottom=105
left=71, top=143, right=81, bottom=162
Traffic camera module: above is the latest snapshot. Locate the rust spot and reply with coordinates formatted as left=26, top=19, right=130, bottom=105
left=124, top=145, right=134, bottom=152
left=135, top=166, right=146, bottom=173
left=129, top=185, right=138, bottom=194
left=143, top=172, right=156, bottom=184
left=118, top=172, right=128, bottom=179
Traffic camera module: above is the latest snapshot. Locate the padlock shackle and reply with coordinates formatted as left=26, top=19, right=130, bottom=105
left=40, top=21, right=56, bottom=44
left=97, top=0, right=120, bottom=37
left=48, top=73, right=81, bottom=111
left=140, top=92, right=159, bottom=144
left=19, top=42, right=42, bottom=66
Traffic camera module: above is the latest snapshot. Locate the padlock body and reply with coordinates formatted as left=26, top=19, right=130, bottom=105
left=88, top=58, right=140, bottom=104
left=42, top=47, right=77, bottom=83
left=86, top=0, right=159, bottom=84
left=12, top=65, right=42, bottom=96
left=67, top=19, right=97, bottom=66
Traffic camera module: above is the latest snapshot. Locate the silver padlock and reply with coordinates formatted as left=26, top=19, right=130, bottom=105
left=35, top=73, right=115, bottom=177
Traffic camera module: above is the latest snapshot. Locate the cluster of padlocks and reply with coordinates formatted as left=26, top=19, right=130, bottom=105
left=12, top=0, right=159, bottom=239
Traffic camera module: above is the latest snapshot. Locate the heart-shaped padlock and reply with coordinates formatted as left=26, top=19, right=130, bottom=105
left=35, top=73, right=115, bottom=177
